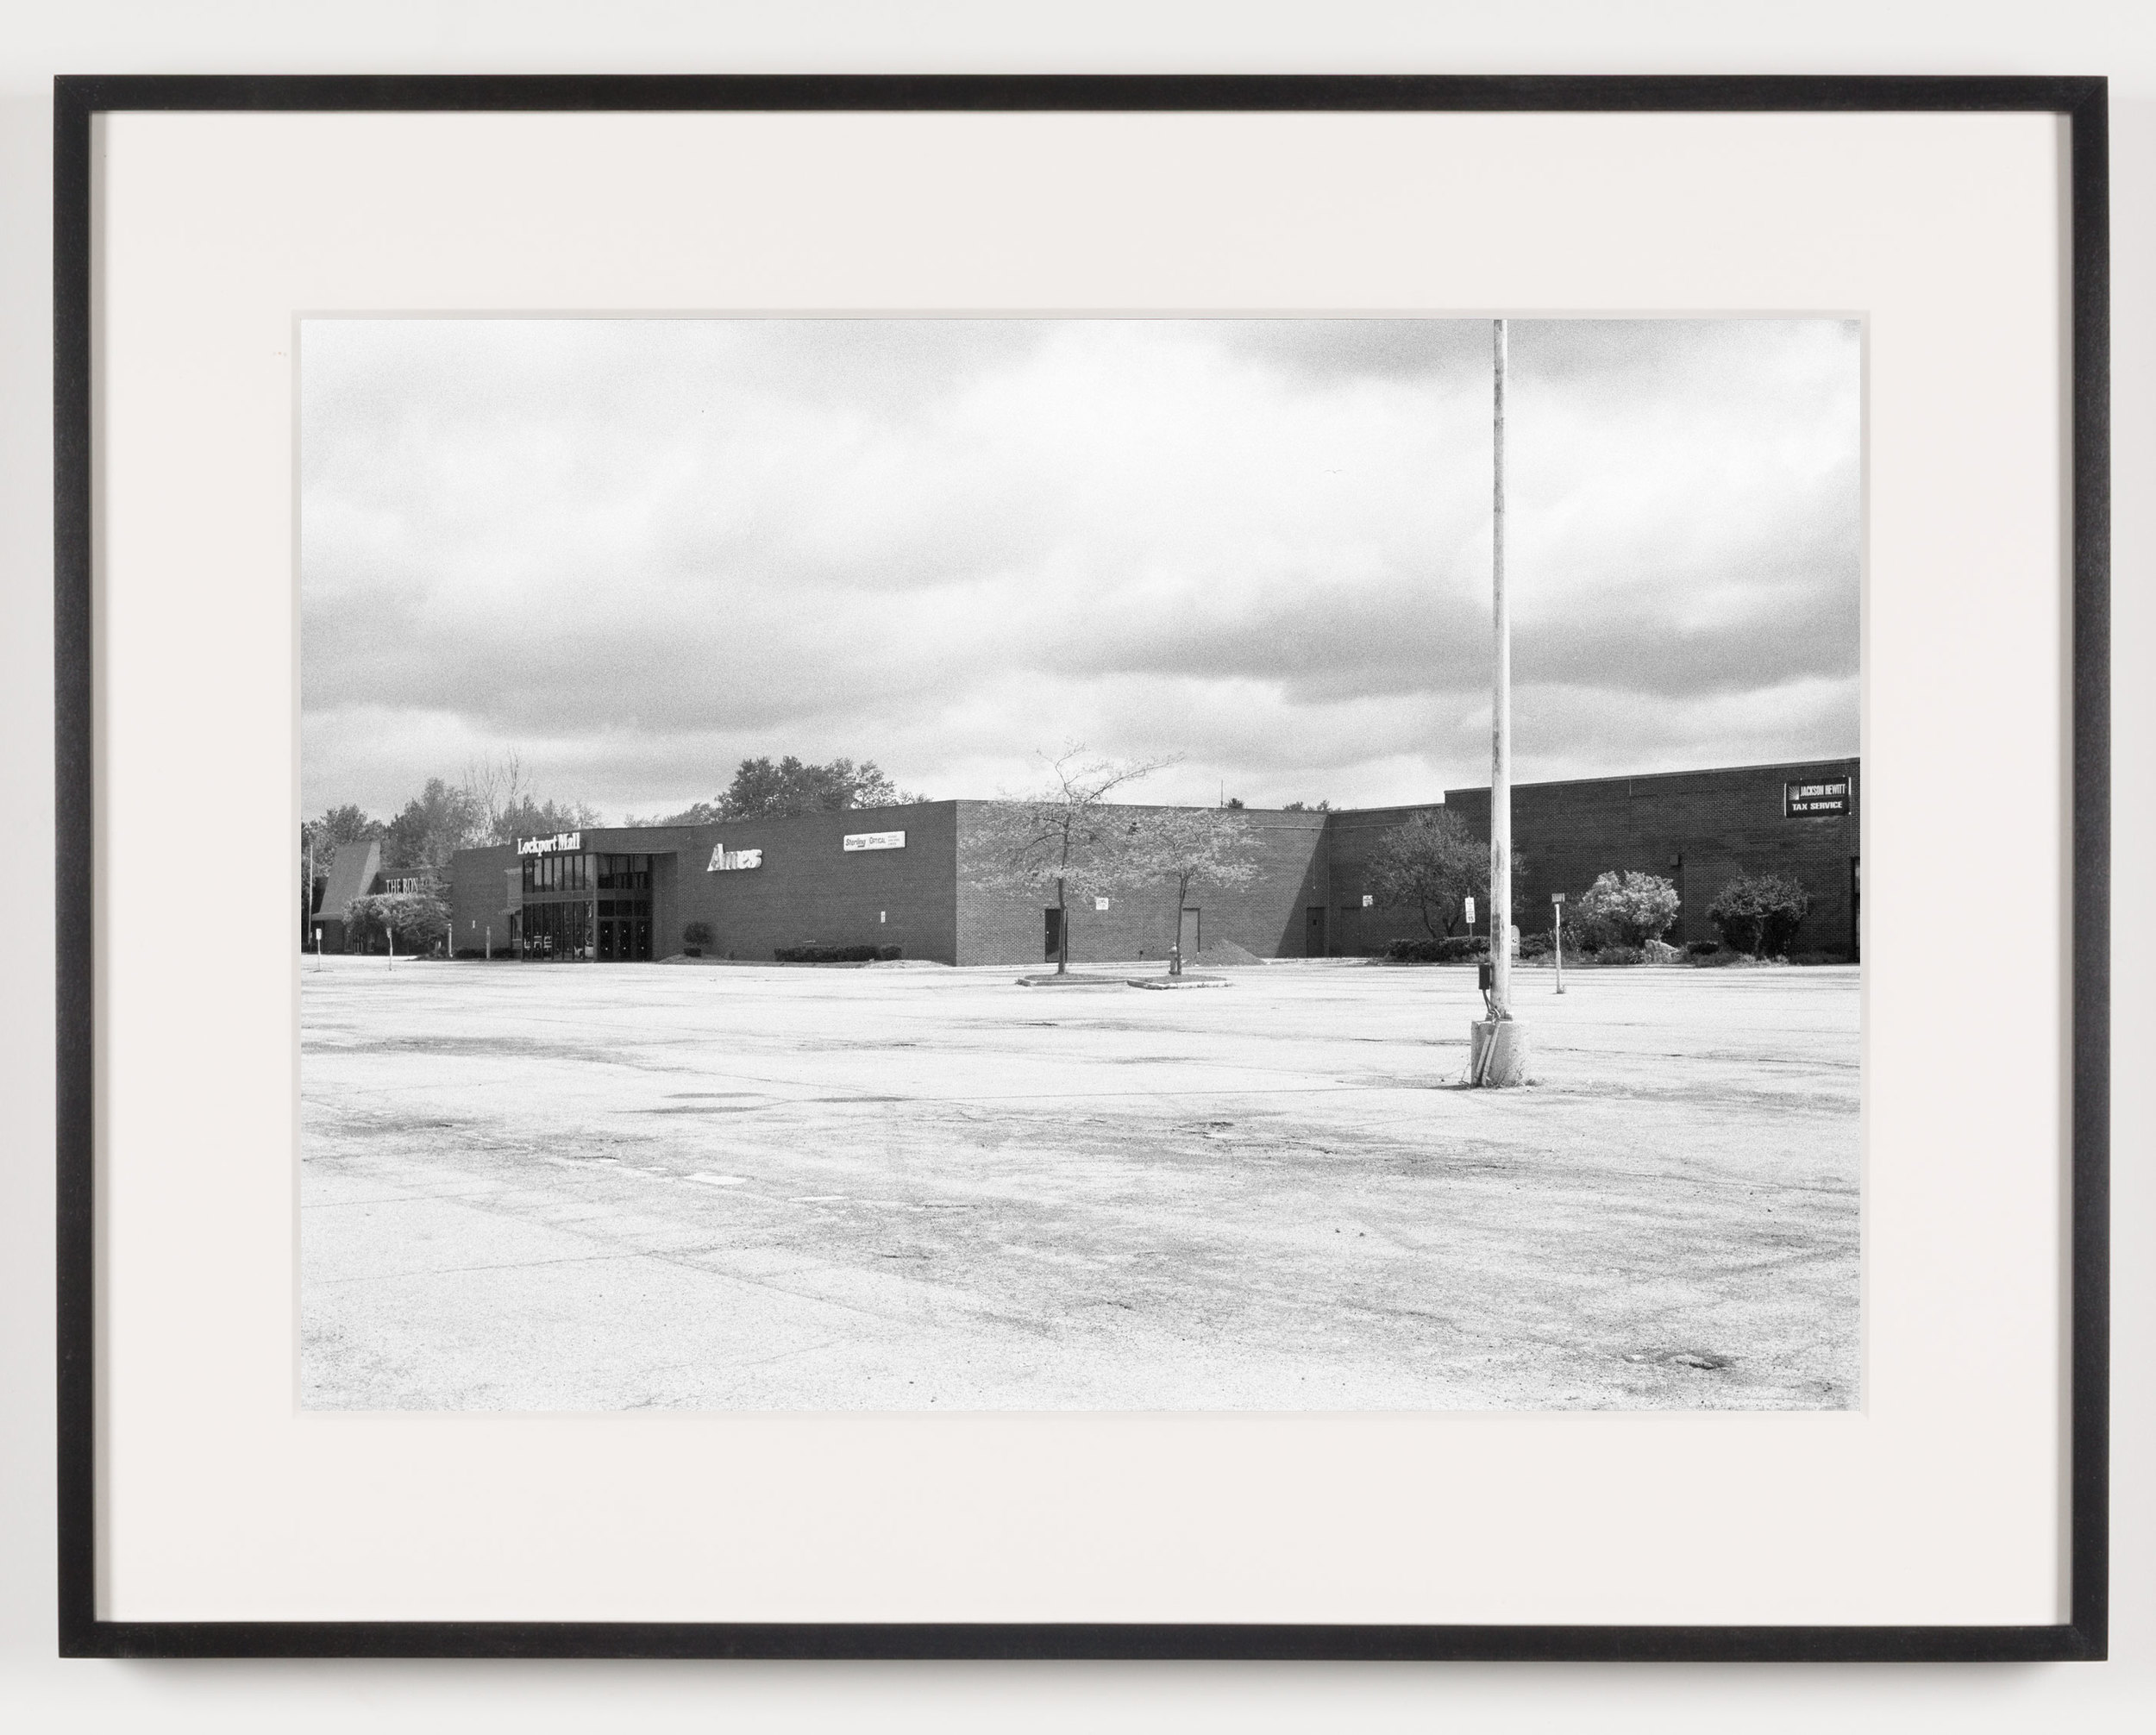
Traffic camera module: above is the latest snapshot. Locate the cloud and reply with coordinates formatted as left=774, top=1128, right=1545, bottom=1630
left=301, top=317, right=1860, bottom=820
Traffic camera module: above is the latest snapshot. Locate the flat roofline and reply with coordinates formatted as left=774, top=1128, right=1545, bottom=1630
left=1443, top=755, right=1860, bottom=801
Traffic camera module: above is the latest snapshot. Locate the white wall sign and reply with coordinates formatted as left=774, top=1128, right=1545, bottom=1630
left=516, top=830, right=581, bottom=856
left=1094, top=897, right=1111, bottom=911
left=1784, top=779, right=1852, bottom=817
left=843, top=831, right=905, bottom=852
left=706, top=846, right=762, bottom=873
left=1361, top=894, right=1374, bottom=908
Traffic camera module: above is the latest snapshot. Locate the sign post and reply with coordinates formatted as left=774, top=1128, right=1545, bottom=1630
left=1551, top=891, right=1566, bottom=994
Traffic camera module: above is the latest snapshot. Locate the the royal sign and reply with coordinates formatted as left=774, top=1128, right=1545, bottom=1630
left=1783, top=779, right=1851, bottom=818
left=516, top=831, right=582, bottom=855
left=843, top=830, right=906, bottom=852
left=706, top=846, right=762, bottom=873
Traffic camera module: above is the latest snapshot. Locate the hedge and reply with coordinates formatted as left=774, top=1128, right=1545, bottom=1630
left=1383, top=936, right=1488, bottom=963
left=773, top=943, right=901, bottom=963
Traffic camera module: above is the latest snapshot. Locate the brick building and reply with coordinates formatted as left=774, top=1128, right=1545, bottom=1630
left=441, top=758, right=1858, bottom=967
left=1442, top=758, right=1860, bottom=957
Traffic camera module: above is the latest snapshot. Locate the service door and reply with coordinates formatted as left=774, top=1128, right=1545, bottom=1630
left=1178, top=905, right=1200, bottom=961
left=1305, top=905, right=1326, bottom=957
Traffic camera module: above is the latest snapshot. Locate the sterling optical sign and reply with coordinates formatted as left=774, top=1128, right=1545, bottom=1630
left=843, top=831, right=906, bottom=852
left=707, top=846, right=762, bottom=872
left=516, top=831, right=582, bottom=855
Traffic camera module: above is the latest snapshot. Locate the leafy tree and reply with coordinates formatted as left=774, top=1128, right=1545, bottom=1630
left=958, top=747, right=1171, bottom=974
left=1708, top=871, right=1812, bottom=957
left=344, top=891, right=450, bottom=955
left=1122, top=807, right=1262, bottom=974
left=1281, top=799, right=1332, bottom=812
left=384, top=777, right=485, bottom=874
left=301, top=805, right=385, bottom=939
left=1366, top=810, right=1487, bottom=938
left=670, top=755, right=914, bottom=824
left=1572, top=870, right=1681, bottom=949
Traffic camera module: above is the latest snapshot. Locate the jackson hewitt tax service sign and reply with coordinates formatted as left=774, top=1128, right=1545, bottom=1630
left=1783, top=779, right=1851, bottom=817
left=843, top=831, right=906, bottom=852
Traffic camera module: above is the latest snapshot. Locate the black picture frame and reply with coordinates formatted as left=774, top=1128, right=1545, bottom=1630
left=53, top=72, right=2109, bottom=1663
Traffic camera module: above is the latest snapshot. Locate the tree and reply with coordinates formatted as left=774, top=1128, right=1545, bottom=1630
left=680, top=755, right=912, bottom=823
left=1366, top=811, right=1487, bottom=938
left=301, top=805, right=385, bottom=940
left=1281, top=799, right=1332, bottom=812
left=957, top=747, right=1172, bottom=975
left=491, top=792, right=601, bottom=845
left=1123, top=807, right=1262, bottom=974
left=1573, top=870, right=1680, bottom=949
left=384, top=777, right=485, bottom=875
left=1708, top=871, right=1812, bottom=958
left=458, top=752, right=601, bottom=845
left=344, top=891, right=450, bottom=955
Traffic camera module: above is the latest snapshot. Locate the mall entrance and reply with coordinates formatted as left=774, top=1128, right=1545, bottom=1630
left=516, top=851, right=655, bottom=961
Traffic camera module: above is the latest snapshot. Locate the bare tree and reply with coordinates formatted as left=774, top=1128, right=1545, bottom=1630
left=1124, top=807, right=1262, bottom=975
left=958, top=746, right=1174, bottom=975
left=461, top=750, right=529, bottom=842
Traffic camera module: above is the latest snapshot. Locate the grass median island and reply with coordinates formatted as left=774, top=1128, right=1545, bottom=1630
left=300, top=955, right=1860, bottom=1412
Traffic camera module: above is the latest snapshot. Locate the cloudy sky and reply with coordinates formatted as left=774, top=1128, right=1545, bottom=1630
left=300, top=317, right=1859, bottom=820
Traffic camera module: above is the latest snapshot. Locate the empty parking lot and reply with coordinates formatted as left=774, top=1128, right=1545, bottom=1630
left=300, top=955, right=1860, bottom=1411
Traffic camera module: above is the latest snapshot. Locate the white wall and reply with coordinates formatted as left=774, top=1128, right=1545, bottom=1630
left=1, top=3, right=2150, bottom=1728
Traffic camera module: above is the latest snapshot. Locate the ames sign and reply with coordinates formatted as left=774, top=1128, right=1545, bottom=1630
left=516, top=831, right=582, bottom=855
left=1783, top=780, right=1851, bottom=818
left=706, top=846, right=762, bottom=873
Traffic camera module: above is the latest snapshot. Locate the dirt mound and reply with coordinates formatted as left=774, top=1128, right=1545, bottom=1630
left=1193, top=939, right=1264, bottom=968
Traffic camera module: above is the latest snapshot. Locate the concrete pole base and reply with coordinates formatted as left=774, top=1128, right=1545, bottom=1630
left=1470, top=1018, right=1531, bottom=1087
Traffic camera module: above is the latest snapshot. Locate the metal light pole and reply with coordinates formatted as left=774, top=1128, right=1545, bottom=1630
left=1490, top=317, right=1513, bottom=1022
left=1472, top=317, right=1530, bottom=1086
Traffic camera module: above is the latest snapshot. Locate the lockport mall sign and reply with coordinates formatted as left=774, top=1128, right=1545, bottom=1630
left=516, top=831, right=582, bottom=855
left=1783, top=780, right=1851, bottom=817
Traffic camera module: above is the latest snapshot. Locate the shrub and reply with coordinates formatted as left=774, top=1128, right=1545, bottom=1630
left=1595, top=943, right=1647, bottom=966
left=1687, top=939, right=1721, bottom=957
left=344, top=891, right=449, bottom=955
left=1383, top=936, right=1488, bottom=963
left=774, top=943, right=901, bottom=963
left=1573, top=870, right=1681, bottom=949
left=1708, top=872, right=1813, bottom=957
left=1789, top=949, right=1851, bottom=966
left=1516, top=930, right=1553, bottom=959
left=682, top=921, right=713, bottom=948
left=1559, top=905, right=1613, bottom=952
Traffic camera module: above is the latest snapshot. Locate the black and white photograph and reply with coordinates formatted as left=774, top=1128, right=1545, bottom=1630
left=298, top=315, right=1862, bottom=1412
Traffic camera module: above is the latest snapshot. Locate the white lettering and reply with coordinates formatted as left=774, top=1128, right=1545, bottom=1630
left=706, top=846, right=762, bottom=873
left=517, top=831, right=582, bottom=856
